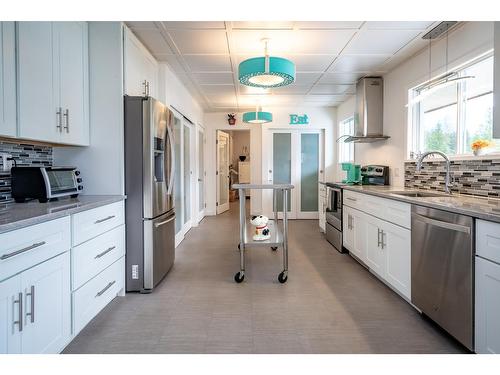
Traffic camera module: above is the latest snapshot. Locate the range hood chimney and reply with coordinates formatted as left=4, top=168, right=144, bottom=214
left=344, top=77, right=389, bottom=143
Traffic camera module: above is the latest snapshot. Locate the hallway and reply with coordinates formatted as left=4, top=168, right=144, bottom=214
left=64, top=205, right=466, bottom=354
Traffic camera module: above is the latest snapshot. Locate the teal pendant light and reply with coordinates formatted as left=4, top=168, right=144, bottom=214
left=243, top=106, right=273, bottom=124
left=239, top=39, right=295, bottom=88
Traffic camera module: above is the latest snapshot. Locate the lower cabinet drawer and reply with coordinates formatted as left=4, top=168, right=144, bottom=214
left=72, top=257, right=124, bottom=335
left=71, top=225, right=125, bottom=290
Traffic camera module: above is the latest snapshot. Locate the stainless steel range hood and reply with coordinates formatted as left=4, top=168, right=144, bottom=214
left=344, top=77, right=390, bottom=143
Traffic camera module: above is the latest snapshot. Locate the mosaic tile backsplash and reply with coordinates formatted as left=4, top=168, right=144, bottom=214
left=0, top=141, right=53, bottom=203
left=405, top=158, right=500, bottom=198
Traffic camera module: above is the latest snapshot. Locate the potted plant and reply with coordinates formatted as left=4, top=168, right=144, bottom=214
left=471, top=139, right=491, bottom=156
left=228, top=113, right=236, bottom=126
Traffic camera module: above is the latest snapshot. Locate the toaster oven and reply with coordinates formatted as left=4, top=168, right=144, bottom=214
left=11, top=166, right=83, bottom=203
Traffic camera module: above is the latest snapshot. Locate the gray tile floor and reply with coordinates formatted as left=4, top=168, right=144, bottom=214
left=63, top=201, right=467, bottom=354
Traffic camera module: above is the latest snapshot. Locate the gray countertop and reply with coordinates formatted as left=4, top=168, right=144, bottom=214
left=0, top=195, right=126, bottom=235
left=341, top=185, right=500, bottom=223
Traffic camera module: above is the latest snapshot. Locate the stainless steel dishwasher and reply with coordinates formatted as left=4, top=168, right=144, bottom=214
left=411, top=205, right=474, bottom=351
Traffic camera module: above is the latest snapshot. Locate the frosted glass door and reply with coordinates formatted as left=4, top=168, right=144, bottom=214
left=273, top=133, right=292, bottom=213
left=198, top=129, right=204, bottom=219
left=300, top=133, right=319, bottom=212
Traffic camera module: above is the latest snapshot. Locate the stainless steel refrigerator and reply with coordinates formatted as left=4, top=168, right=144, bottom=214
left=124, top=96, right=175, bottom=293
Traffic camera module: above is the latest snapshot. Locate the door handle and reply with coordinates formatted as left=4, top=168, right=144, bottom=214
left=381, top=230, right=386, bottom=249
left=63, top=109, right=69, bottom=133
left=166, top=125, right=175, bottom=195
left=26, top=285, right=35, bottom=323
left=412, top=213, right=471, bottom=234
left=154, top=215, right=175, bottom=228
left=13, top=292, right=23, bottom=332
left=377, top=229, right=381, bottom=248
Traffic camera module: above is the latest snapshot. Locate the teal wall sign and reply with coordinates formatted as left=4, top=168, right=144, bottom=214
left=289, top=114, right=309, bottom=125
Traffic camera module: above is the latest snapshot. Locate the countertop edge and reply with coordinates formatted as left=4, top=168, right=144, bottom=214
left=0, top=195, right=126, bottom=235
left=341, top=186, right=500, bottom=224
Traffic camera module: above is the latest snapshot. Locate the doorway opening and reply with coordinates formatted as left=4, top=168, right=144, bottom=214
left=216, top=129, right=251, bottom=215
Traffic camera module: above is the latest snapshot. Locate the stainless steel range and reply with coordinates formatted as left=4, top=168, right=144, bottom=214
left=325, top=165, right=389, bottom=252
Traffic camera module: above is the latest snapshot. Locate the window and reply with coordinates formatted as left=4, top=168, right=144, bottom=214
left=338, top=117, right=354, bottom=163
left=409, top=53, right=498, bottom=156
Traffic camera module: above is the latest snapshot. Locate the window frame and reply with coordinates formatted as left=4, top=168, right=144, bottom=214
left=338, top=116, right=355, bottom=164
left=409, top=51, right=495, bottom=158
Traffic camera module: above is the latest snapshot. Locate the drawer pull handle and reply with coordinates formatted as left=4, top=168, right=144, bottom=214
left=1, top=241, right=46, bottom=260
left=346, top=197, right=357, bottom=202
left=94, top=215, right=115, bottom=224
left=94, top=246, right=116, bottom=259
left=95, top=280, right=116, bottom=298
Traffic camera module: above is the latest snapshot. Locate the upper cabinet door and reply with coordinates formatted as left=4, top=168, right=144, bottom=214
left=17, top=22, right=61, bottom=143
left=124, top=27, right=158, bottom=98
left=494, top=22, right=500, bottom=139
left=0, top=22, right=16, bottom=137
left=58, top=22, right=89, bottom=146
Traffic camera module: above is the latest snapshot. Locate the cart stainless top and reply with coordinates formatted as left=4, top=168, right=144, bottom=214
left=232, top=183, right=294, bottom=283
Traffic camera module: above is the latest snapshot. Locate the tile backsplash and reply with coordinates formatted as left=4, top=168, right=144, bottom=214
left=405, top=158, right=500, bottom=198
left=0, top=141, right=53, bottom=203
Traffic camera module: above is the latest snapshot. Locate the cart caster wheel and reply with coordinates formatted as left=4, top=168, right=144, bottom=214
left=238, top=244, right=241, bottom=250
left=271, top=247, right=278, bottom=251
left=278, top=271, right=288, bottom=284
left=234, top=272, right=245, bottom=283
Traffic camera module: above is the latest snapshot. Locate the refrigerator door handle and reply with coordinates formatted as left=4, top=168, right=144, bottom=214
left=154, top=214, right=176, bottom=228
left=166, top=122, right=175, bottom=196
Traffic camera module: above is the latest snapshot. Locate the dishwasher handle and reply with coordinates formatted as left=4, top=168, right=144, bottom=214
left=412, top=213, right=471, bottom=234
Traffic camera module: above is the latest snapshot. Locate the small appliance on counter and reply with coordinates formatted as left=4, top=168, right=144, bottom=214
left=325, top=164, right=389, bottom=253
left=11, top=166, right=83, bottom=203
left=341, top=163, right=361, bottom=184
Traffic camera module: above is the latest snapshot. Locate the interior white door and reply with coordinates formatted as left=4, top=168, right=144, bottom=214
left=20, top=252, right=71, bottom=354
left=216, top=130, right=230, bottom=214
left=197, top=126, right=205, bottom=222
left=264, top=130, right=322, bottom=219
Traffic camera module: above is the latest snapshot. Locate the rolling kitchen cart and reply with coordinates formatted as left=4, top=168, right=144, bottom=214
left=232, top=183, right=294, bottom=284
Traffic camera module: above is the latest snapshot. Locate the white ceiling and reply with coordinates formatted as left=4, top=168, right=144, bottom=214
left=126, top=21, right=439, bottom=112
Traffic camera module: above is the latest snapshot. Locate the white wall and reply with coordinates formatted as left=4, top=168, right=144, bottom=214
left=204, top=106, right=336, bottom=216
left=335, top=96, right=356, bottom=181
left=355, top=22, right=494, bottom=187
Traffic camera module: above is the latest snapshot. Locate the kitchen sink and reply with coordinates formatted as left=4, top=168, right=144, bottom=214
left=390, top=191, right=446, bottom=198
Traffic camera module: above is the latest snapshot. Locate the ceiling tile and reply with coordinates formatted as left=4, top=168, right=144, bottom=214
left=305, top=94, right=345, bottom=102
left=231, top=21, right=293, bottom=30
left=319, top=72, right=363, bottom=84
left=231, top=30, right=295, bottom=54
left=183, top=55, right=232, bottom=72
left=168, top=29, right=229, bottom=54
left=343, top=29, right=422, bottom=55
left=162, top=21, right=226, bottom=29
left=192, top=72, right=234, bottom=85
left=294, top=21, right=363, bottom=29
left=271, top=85, right=311, bottom=95
left=200, top=84, right=236, bottom=96
left=292, top=55, right=336, bottom=72
left=329, top=55, right=390, bottom=73
left=131, top=29, right=174, bottom=55
left=365, top=21, right=434, bottom=30
left=293, top=30, right=356, bottom=54
left=295, top=72, right=322, bottom=85
left=310, top=84, right=353, bottom=95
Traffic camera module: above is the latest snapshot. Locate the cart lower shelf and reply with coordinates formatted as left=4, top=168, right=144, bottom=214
left=242, top=219, right=283, bottom=247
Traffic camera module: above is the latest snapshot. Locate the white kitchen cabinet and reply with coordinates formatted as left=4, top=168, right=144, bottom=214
left=343, top=205, right=366, bottom=263
left=20, top=252, right=71, bottom=354
left=124, top=26, right=158, bottom=98
left=58, top=22, right=90, bottom=145
left=17, top=21, right=89, bottom=145
left=0, top=22, right=16, bottom=137
left=364, top=214, right=385, bottom=278
left=382, top=220, right=411, bottom=298
left=0, top=275, right=22, bottom=354
left=493, top=22, right=500, bottom=138
left=476, top=256, right=500, bottom=354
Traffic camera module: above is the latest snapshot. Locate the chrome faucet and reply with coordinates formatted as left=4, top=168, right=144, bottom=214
left=416, top=151, right=452, bottom=194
